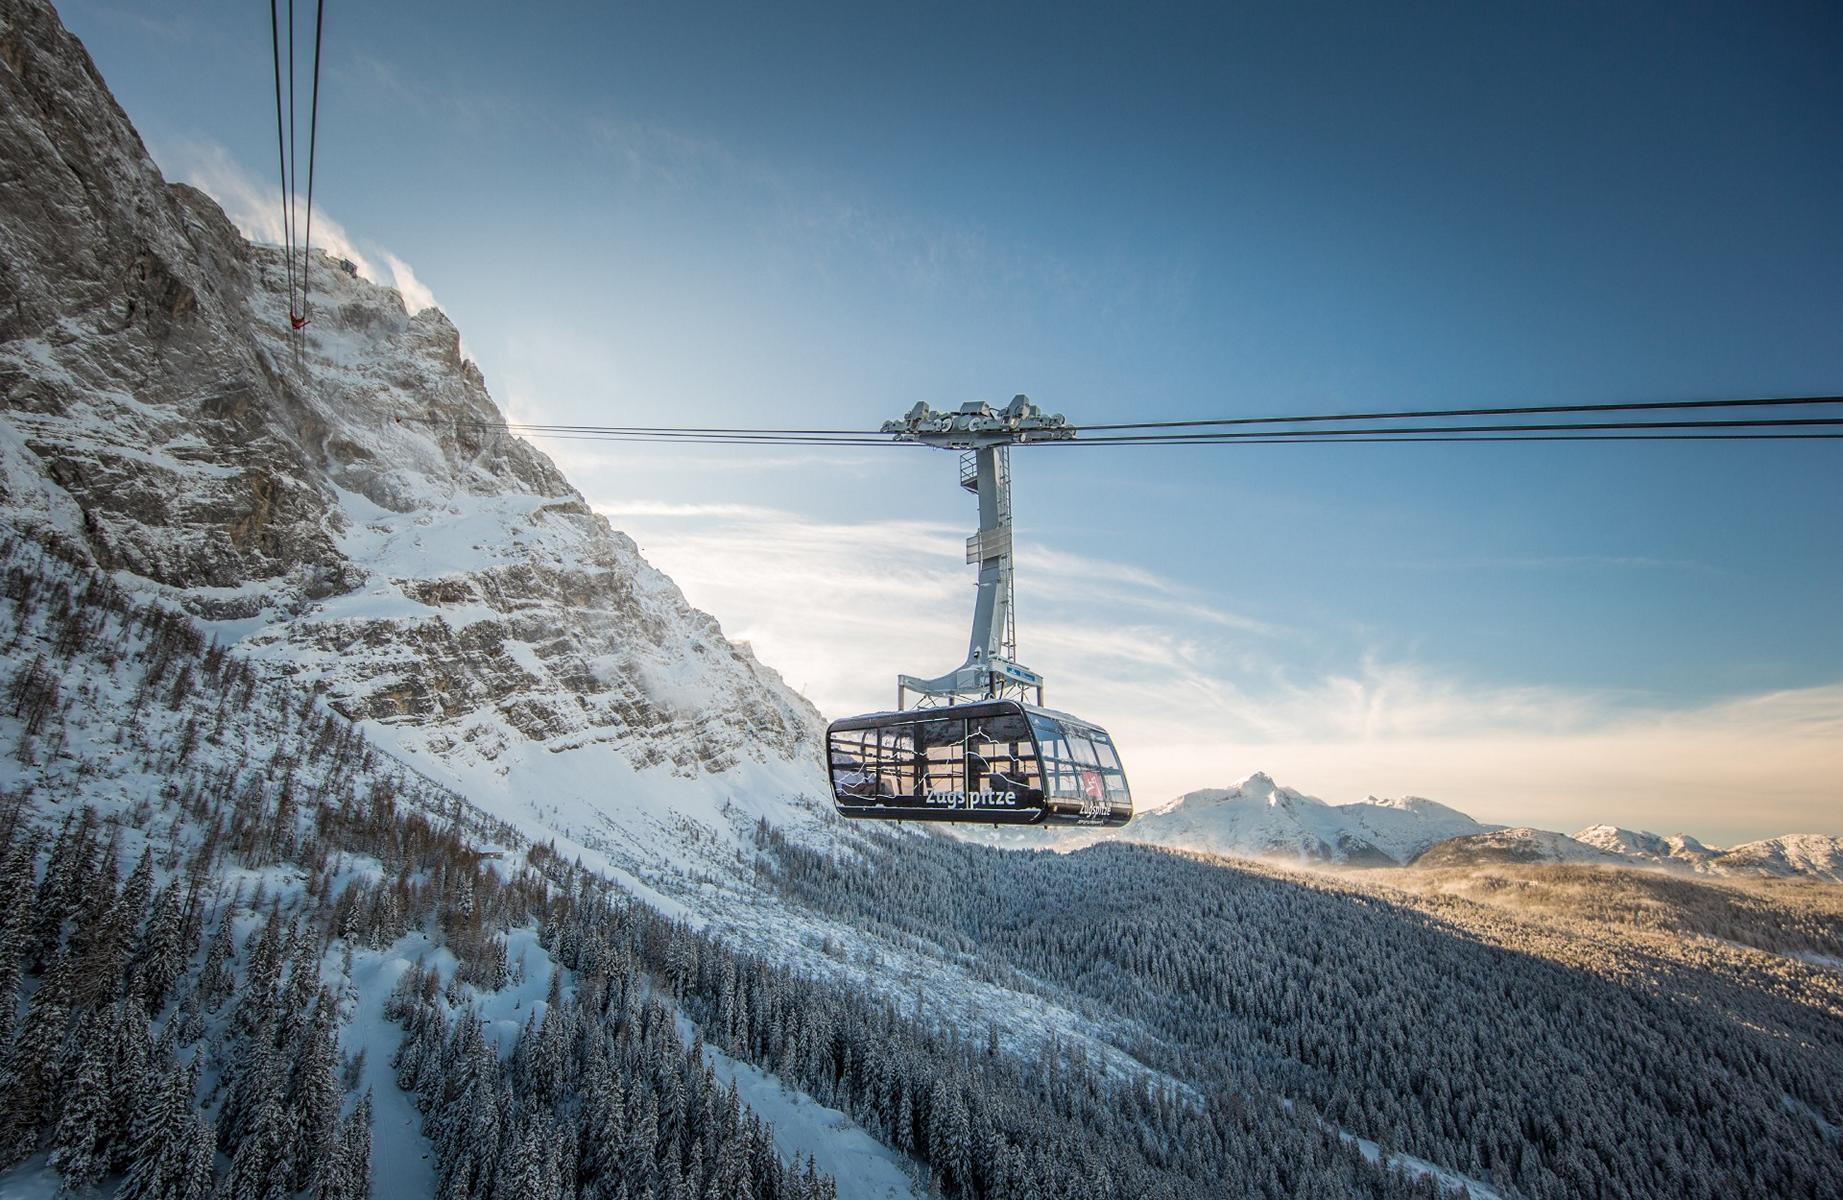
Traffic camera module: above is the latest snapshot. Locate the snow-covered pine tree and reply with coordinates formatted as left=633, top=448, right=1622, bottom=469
left=1, top=946, right=74, bottom=1162
left=47, top=1010, right=112, bottom=1193
left=134, top=882, right=186, bottom=1010
left=288, top=993, right=345, bottom=1194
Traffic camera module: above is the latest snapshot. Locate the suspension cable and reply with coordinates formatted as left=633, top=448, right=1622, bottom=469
left=268, top=0, right=326, bottom=330
left=1053, top=416, right=1843, bottom=445
left=395, top=394, right=1842, bottom=445
left=1045, top=432, right=1843, bottom=446
left=296, top=0, right=326, bottom=331
left=287, top=0, right=298, bottom=319
left=369, top=396, right=1843, bottom=459
left=398, top=426, right=1842, bottom=447
left=1069, top=394, right=1843, bottom=432
left=268, top=0, right=294, bottom=320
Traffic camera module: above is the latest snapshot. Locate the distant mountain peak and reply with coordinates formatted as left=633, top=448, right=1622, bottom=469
left=1120, top=774, right=1490, bottom=866
left=1365, top=794, right=1470, bottom=818
left=1091, top=768, right=1842, bottom=883
left=1719, top=834, right=1843, bottom=882
left=1416, top=825, right=1841, bottom=881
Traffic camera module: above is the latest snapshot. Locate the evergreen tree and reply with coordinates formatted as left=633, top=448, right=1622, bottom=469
left=577, top=1075, right=625, bottom=1197
left=221, top=1091, right=292, bottom=1200
left=121, top=1057, right=201, bottom=1200
left=32, top=809, right=95, bottom=968
left=178, top=1116, right=218, bottom=1200
left=1, top=947, right=74, bottom=1163
left=197, top=909, right=236, bottom=1009
left=0, top=843, right=30, bottom=1047
left=104, top=998, right=155, bottom=1174
left=318, top=1092, right=371, bottom=1200
left=290, top=996, right=344, bottom=1194
left=926, top=1077, right=972, bottom=1195
left=134, top=883, right=186, bottom=1011
left=217, top=1014, right=280, bottom=1150
left=48, top=1012, right=112, bottom=1194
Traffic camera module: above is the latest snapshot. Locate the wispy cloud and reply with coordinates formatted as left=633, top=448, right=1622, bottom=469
left=1230, top=684, right=1843, bottom=846
left=382, top=253, right=438, bottom=315
left=156, top=140, right=441, bottom=316
left=556, top=447, right=891, bottom=476
left=1400, top=553, right=1714, bottom=573
left=591, top=496, right=1842, bottom=842
left=596, top=500, right=793, bottom=521
left=87, top=5, right=193, bottom=42
left=339, top=53, right=525, bottom=132
left=1024, top=544, right=1282, bottom=635
left=582, top=113, right=1111, bottom=311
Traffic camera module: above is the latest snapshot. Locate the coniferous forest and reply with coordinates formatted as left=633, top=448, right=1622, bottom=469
left=752, top=827, right=1843, bottom=1199
left=0, top=536, right=1444, bottom=1197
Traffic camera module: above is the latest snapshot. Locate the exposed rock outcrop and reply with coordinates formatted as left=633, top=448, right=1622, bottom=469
left=0, top=0, right=826, bottom=864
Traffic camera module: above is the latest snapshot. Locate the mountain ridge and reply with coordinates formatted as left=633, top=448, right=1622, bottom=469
left=1123, top=773, right=1843, bottom=881
left=1114, top=771, right=1498, bottom=866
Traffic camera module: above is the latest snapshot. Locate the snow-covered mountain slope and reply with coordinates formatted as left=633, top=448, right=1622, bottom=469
left=1718, top=835, right=1843, bottom=883
left=0, top=0, right=1223, bottom=1118
left=1116, top=772, right=1496, bottom=865
left=1422, top=825, right=1843, bottom=881
left=0, top=537, right=919, bottom=1200
left=1411, top=827, right=1630, bottom=869
left=1023, top=773, right=1841, bottom=883
left=0, top=0, right=827, bottom=877
left=1573, top=825, right=1722, bottom=871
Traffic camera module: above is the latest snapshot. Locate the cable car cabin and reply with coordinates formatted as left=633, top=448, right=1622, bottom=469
left=826, top=700, right=1132, bottom=827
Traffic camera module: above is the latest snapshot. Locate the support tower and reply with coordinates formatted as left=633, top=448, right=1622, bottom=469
left=882, top=396, right=1074, bottom=708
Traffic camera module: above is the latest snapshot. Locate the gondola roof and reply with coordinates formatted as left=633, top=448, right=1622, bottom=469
left=827, top=699, right=1111, bottom=736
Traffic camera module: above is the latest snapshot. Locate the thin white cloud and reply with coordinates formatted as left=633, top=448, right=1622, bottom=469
left=342, top=53, right=521, bottom=132
left=157, top=140, right=442, bottom=317
left=584, top=112, right=1108, bottom=311
left=1023, top=544, right=1281, bottom=635
left=1403, top=554, right=1714, bottom=573
left=561, top=447, right=892, bottom=477
left=1229, top=690, right=1843, bottom=847
left=597, top=500, right=794, bottom=521
left=384, top=253, right=438, bottom=315
left=592, top=496, right=1842, bottom=842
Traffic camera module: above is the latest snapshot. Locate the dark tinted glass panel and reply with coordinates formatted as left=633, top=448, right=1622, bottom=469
left=970, top=712, right=1032, bottom=743
left=963, top=716, right=1041, bottom=798
left=914, top=717, right=964, bottom=749
left=830, top=709, right=1049, bottom=817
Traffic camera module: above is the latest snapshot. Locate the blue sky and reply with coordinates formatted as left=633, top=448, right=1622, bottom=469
left=64, top=1, right=1842, bottom=841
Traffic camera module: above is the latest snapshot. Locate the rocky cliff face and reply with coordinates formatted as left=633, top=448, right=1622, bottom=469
left=0, top=0, right=827, bottom=865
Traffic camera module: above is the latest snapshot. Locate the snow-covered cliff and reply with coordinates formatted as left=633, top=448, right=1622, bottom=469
left=0, top=0, right=827, bottom=874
